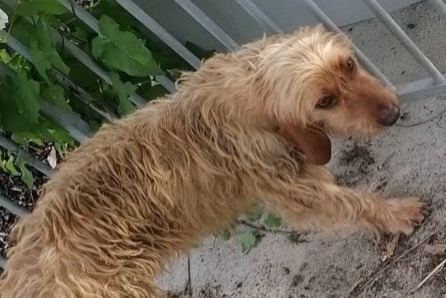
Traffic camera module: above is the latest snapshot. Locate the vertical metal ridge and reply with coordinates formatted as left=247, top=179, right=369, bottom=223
left=174, top=0, right=240, bottom=50
left=235, top=0, right=283, bottom=34
left=363, top=0, right=445, bottom=84
left=302, top=0, right=394, bottom=88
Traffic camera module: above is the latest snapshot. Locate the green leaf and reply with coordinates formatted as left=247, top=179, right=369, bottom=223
left=41, top=85, right=72, bottom=112
left=92, top=15, right=162, bottom=77
left=110, top=72, right=136, bottom=116
left=71, top=26, right=90, bottom=44
left=13, top=72, right=40, bottom=124
left=240, top=232, right=257, bottom=253
left=216, top=229, right=232, bottom=241
left=30, top=45, right=51, bottom=82
left=20, top=164, right=34, bottom=189
left=17, top=0, right=67, bottom=16
left=10, top=17, right=38, bottom=47
left=10, top=134, right=30, bottom=146
left=246, top=206, right=262, bottom=222
left=0, top=49, right=30, bottom=72
left=0, top=49, right=12, bottom=64
left=5, top=155, right=20, bottom=176
left=89, top=0, right=140, bottom=28
left=30, top=18, right=70, bottom=82
left=15, top=155, right=34, bottom=189
left=264, top=213, right=282, bottom=228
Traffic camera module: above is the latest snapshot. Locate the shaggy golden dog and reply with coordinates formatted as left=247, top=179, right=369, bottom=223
left=1, top=25, right=424, bottom=297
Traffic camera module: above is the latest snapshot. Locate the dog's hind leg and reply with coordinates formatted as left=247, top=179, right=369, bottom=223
left=261, top=167, right=425, bottom=235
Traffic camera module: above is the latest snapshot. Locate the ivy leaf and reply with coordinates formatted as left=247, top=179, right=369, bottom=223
left=0, top=49, right=11, bottom=64
left=41, top=85, right=72, bottom=112
left=12, top=72, right=40, bottom=124
left=11, top=133, right=42, bottom=146
left=216, top=229, right=232, bottom=241
left=9, top=17, right=37, bottom=48
left=17, top=0, right=67, bottom=16
left=15, top=155, right=34, bottom=189
left=89, top=0, right=140, bottom=28
left=246, top=206, right=262, bottom=222
left=110, top=72, right=136, bottom=116
left=30, top=18, right=70, bottom=82
left=92, top=15, right=162, bottom=77
left=240, top=232, right=257, bottom=253
left=71, top=26, right=90, bottom=44
left=5, top=155, right=20, bottom=176
left=264, top=213, right=282, bottom=228
left=0, top=49, right=29, bottom=72
left=20, top=164, right=34, bottom=189
left=37, top=18, right=70, bottom=75
left=30, top=45, right=51, bottom=82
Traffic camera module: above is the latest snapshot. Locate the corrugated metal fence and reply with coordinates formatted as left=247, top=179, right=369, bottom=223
left=0, top=0, right=445, bottom=268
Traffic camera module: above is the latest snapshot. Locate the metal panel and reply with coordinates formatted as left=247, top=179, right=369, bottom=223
left=0, top=195, right=29, bottom=217
left=235, top=0, right=283, bottom=34
left=362, top=0, right=445, bottom=84
left=57, top=0, right=177, bottom=93
left=174, top=0, right=240, bottom=50
left=114, top=0, right=201, bottom=71
left=0, top=32, right=92, bottom=142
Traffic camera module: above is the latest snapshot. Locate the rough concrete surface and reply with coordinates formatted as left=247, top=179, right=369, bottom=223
left=158, top=1, right=446, bottom=297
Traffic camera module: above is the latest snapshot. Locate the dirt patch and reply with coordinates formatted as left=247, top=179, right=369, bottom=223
left=335, top=141, right=376, bottom=187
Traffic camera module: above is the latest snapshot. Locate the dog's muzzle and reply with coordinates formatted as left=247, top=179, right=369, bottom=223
left=377, top=104, right=400, bottom=126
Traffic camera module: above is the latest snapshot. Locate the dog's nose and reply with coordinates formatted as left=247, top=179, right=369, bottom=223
left=377, top=104, right=400, bottom=126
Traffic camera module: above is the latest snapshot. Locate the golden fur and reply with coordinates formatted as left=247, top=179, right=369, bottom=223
left=0, top=25, right=424, bottom=297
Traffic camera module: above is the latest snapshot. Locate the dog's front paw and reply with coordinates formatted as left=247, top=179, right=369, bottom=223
left=388, top=197, right=426, bottom=235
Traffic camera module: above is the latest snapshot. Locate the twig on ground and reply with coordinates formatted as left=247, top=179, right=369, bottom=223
left=185, top=255, right=193, bottom=297
left=349, top=227, right=442, bottom=297
left=409, top=257, right=446, bottom=294
left=237, top=219, right=294, bottom=234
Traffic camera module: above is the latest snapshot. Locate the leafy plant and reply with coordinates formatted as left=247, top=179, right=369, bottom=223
left=246, top=205, right=262, bottom=222
left=0, top=0, right=195, bottom=190
left=213, top=207, right=286, bottom=254
left=92, top=15, right=162, bottom=77
left=0, top=151, right=33, bottom=189
left=215, top=228, right=232, bottom=241
left=240, top=232, right=257, bottom=253
left=264, top=212, right=282, bottom=228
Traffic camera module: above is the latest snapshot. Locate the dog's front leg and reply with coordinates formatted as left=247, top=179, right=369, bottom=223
left=262, top=168, right=425, bottom=234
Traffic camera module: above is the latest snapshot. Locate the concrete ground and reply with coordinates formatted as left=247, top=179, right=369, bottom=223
left=158, top=1, right=446, bottom=297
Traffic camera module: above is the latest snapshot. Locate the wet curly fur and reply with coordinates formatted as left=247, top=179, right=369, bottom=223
left=1, top=25, right=425, bottom=297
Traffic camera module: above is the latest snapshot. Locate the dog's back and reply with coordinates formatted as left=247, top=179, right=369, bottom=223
left=0, top=96, right=267, bottom=297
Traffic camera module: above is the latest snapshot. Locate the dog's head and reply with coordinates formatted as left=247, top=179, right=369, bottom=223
left=258, top=25, right=399, bottom=165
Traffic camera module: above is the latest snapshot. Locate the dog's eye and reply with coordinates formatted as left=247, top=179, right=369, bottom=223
left=316, top=95, right=337, bottom=109
left=346, top=57, right=355, bottom=72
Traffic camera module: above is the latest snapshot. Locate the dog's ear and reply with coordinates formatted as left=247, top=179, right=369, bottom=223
left=278, top=123, right=331, bottom=165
